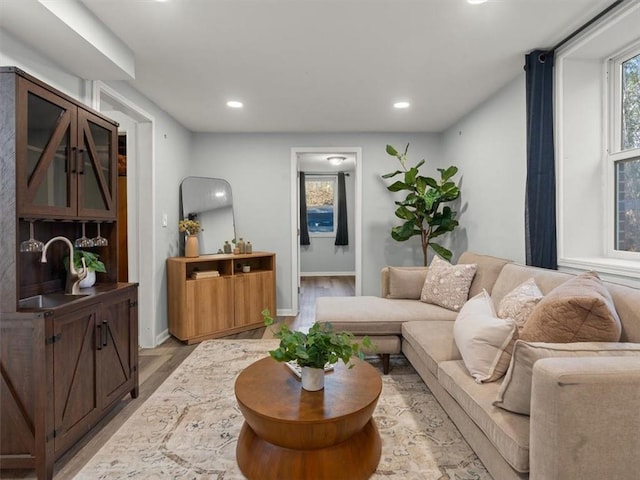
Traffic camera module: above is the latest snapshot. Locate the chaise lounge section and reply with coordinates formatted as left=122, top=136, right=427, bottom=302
left=315, top=252, right=640, bottom=480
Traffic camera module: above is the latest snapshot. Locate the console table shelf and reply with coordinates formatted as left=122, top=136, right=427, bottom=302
left=167, top=252, right=276, bottom=344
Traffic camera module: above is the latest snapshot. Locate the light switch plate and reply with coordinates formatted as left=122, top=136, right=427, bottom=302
left=162, top=213, right=168, bottom=227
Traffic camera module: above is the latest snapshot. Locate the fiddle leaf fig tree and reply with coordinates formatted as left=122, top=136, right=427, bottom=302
left=382, top=143, right=461, bottom=265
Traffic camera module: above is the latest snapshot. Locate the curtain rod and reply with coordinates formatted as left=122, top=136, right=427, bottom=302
left=303, top=172, right=350, bottom=176
left=547, top=0, right=625, bottom=53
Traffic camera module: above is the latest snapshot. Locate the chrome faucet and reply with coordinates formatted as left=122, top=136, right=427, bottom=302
left=41, top=236, right=87, bottom=295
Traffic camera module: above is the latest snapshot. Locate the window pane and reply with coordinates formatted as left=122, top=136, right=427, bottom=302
left=622, top=53, right=640, bottom=150
left=306, top=179, right=335, bottom=233
left=615, top=157, right=640, bottom=252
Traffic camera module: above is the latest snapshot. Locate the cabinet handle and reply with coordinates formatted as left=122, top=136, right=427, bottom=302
left=70, top=146, right=77, bottom=173
left=77, top=148, right=85, bottom=175
left=96, top=324, right=102, bottom=350
left=102, top=320, right=108, bottom=347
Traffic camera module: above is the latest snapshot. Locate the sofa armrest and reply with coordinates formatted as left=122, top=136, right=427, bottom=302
left=529, top=357, right=640, bottom=480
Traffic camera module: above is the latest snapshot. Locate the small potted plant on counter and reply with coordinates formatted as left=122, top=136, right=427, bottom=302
left=65, top=250, right=106, bottom=288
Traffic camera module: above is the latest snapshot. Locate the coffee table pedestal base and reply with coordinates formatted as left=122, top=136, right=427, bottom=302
left=236, top=419, right=381, bottom=480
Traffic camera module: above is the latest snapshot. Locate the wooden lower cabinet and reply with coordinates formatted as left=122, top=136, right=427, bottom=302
left=0, top=284, right=138, bottom=479
left=167, top=252, right=276, bottom=343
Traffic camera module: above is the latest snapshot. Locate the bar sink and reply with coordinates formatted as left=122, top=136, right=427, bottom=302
left=19, top=293, right=90, bottom=310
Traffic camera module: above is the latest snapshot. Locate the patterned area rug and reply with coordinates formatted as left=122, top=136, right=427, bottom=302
left=75, top=340, right=491, bottom=480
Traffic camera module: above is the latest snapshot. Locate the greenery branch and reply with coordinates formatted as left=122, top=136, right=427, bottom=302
left=65, top=250, right=106, bottom=273
left=262, top=309, right=372, bottom=369
left=382, top=143, right=461, bottom=265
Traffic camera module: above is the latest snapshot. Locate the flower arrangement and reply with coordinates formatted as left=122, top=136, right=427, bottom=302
left=262, top=309, right=372, bottom=369
left=178, top=219, right=202, bottom=236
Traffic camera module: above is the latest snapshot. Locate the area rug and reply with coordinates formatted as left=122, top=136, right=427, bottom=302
left=75, top=340, right=491, bottom=480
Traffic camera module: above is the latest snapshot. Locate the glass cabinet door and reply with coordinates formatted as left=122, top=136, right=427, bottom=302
left=17, top=78, right=77, bottom=218
left=77, top=110, right=116, bottom=219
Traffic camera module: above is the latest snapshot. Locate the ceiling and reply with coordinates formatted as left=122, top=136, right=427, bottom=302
left=0, top=0, right=615, bottom=133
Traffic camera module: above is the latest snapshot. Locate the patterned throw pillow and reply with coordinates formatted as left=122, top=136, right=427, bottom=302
left=454, top=290, right=518, bottom=383
left=497, top=278, right=544, bottom=328
left=420, top=256, right=477, bottom=312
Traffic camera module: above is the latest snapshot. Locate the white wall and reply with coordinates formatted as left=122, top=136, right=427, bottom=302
left=441, top=73, right=528, bottom=264
left=301, top=172, right=356, bottom=275
left=190, top=133, right=443, bottom=308
left=103, top=80, right=192, bottom=345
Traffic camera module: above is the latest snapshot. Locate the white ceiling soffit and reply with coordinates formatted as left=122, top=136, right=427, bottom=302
left=1, top=0, right=618, bottom=133
left=0, top=0, right=134, bottom=80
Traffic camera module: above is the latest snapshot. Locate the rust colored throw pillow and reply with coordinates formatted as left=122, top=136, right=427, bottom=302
left=520, top=272, right=622, bottom=343
left=420, top=256, right=477, bottom=312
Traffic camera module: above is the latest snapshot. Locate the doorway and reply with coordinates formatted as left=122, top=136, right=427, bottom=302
left=93, top=81, right=156, bottom=348
left=290, top=147, right=362, bottom=316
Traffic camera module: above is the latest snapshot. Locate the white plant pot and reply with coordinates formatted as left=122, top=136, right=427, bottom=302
left=79, top=269, right=96, bottom=288
left=301, top=366, right=324, bottom=391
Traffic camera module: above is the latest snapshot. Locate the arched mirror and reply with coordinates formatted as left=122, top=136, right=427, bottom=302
left=180, top=176, right=236, bottom=254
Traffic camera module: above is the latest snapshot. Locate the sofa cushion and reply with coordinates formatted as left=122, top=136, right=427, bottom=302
left=387, top=267, right=428, bottom=299
left=437, top=360, right=531, bottom=473
left=491, top=263, right=573, bottom=307
left=454, top=290, right=518, bottom=383
left=420, top=256, right=477, bottom=312
left=401, top=321, right=460, bottom=377
left=520, top=272, right=622, bottom=343
left=494, top=340, right=640, bottom=415
left=497, top=277, right=543, bottom=328
left=315, top=296, right=456, bottom=335
left=458, top=252, right=512, bottom=297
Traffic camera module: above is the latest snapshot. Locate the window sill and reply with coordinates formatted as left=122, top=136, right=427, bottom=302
left=558, top=256, right=640, bottom=288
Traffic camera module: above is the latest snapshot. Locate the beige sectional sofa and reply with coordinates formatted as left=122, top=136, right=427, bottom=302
left=315, top=252, right=640, bottom=480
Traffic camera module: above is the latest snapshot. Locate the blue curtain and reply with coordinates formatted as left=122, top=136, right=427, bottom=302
left=299, top=172, right=310, bottom=245
left=335, top=172, right=349, bottom=246
left=525, top=50, right=557, bottom=269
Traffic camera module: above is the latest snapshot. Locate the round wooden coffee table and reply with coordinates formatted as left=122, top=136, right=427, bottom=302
left=235, top=357, right=382, bottom=480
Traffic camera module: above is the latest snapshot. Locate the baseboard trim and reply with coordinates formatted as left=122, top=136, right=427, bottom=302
left=301, top=272, right=356, bottom=277
left=155, top=329, right=170, bottom=347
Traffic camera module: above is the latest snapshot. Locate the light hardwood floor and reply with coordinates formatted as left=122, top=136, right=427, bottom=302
left=1, top=275, right=354, bottom=479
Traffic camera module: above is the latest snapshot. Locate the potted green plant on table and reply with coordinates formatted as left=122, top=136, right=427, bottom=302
left=66, top=250, right=106, bottom=288
left=262, top=309, right=372, bottom=391
left=382, top=143, right=461, bottom=265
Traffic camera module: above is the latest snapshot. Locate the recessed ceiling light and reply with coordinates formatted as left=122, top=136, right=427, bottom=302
left=467, top=0, right=488, bottom=4
left=393, top=101, right=410, bottom=109
left=226, top=100, right=243, bottom=108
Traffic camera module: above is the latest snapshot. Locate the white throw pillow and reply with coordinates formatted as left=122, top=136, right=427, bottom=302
left=420, top=256, right=477, bottom=312
left=497, top=278, right=543, bottom=328
left=494, top=340, right=640, bottom=415
left=453, top=290, right=517, bottom=383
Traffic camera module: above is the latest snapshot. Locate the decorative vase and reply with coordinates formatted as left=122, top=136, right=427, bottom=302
left=185, top=235, right=199, bottom=258
left=301, top=366, right=324, bottom=391
left=79, top=269, right=96, bottom=288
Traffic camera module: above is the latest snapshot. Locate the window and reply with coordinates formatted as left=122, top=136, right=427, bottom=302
left=610, top=47, right=640, bottom=255
left=556, top=3, right=640, bottom=282
left=305, top=177, right=337, bottom=236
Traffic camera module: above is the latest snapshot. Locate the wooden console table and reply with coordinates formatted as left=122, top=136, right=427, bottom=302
left=166, top=252, right=276, bottom=343
left=235, top=357, right=382, bottom=480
